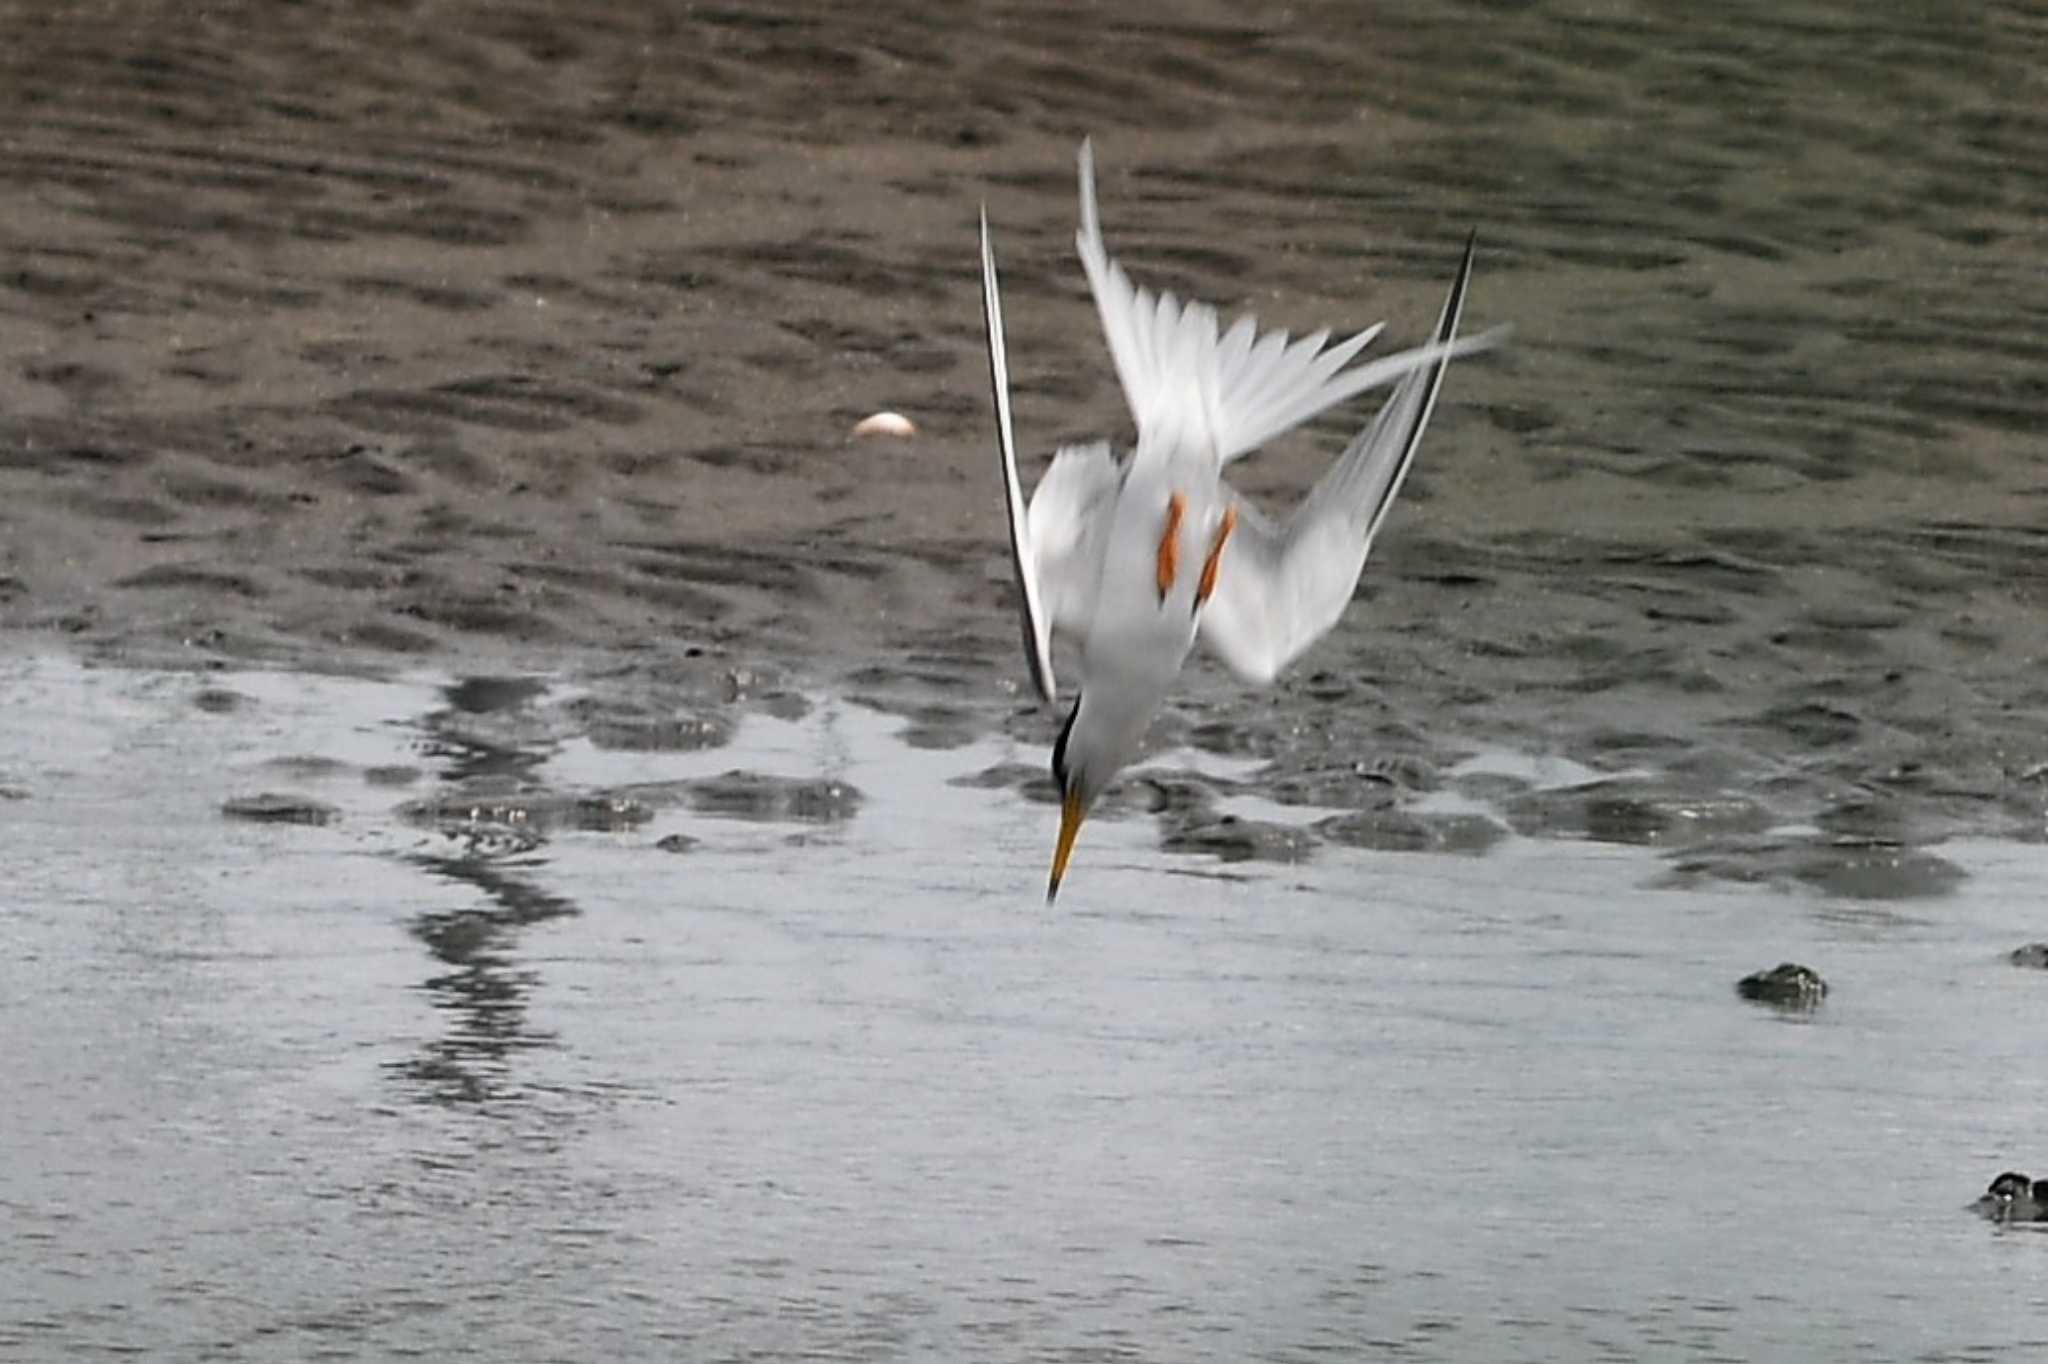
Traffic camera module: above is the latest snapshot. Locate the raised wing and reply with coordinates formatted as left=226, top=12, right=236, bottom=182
left=1076, top=138, right=1499, bottom=468
left=1197, top=232, right=1478, bottom=685
left=979, top=205, right=1057, bottom=704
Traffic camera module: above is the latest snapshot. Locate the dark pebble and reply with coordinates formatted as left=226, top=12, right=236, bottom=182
left=222, top=792, right=339, bottom=826
left=1736, top=961, right=1828, bottom=1009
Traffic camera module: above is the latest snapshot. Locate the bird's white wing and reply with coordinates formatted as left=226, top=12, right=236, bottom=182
left=1076, top=138, right=1500, bottom=467
left=1026, top=441, right=1118, bottom=652
left=982, top=207, right=1121, bottom=706
left=980, top=205, right=1056, bottom=703
left=1198, top=232, right=1477, bottom=685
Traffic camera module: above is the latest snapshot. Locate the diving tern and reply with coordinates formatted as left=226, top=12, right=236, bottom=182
left=979, top=139, right=1500, bottom=900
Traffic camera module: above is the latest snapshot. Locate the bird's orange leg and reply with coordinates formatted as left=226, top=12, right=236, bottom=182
left=1194, top=504, right=1238, bottom=611
left=1155, top=492, right=1186, bottom=602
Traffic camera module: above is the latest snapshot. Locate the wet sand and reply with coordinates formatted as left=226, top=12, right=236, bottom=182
left=3, top=2, right=2046, bottom=875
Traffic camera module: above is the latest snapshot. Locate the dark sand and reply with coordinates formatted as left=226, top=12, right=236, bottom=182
left=3, top=1, right=2045, bottom=878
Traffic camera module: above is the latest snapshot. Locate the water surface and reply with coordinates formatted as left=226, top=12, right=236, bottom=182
left=6, top=653, right=2048, bottom=1362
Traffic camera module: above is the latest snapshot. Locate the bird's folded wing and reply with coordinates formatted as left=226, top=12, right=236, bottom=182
left=1026, top=442, right=1118, bottom=652
left=1197, top=232, right=1477, bottom=685
left=1076, top=138, right=1499, bottom=467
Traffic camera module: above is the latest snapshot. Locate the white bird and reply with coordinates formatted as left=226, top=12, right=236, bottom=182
left=980, top=139, right=1500, bottom=900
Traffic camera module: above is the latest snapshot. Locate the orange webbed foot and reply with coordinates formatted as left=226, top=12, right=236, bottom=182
left=1155, top=492, right=1186, bottom=603
left=1194, top=504, right=1238, bottom=612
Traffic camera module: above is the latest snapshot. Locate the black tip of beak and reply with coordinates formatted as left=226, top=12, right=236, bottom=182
left=1045, top=874, right=1063, bottom=905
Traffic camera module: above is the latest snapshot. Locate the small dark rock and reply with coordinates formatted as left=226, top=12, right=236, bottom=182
left=1736, top=962, right=1828, bottom=1009
left=654, top=833, right=700, bottom=854
left=222, top=792, right=340, bottom=826
left=1973, top=1171, right=2048, bottom=1222
left=2008, top=943, right=2048, bottom=969
left=193, top=687, right=250, bottom=713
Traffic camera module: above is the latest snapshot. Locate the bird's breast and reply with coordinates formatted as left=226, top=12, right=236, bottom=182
left=1078, top=478, right=1212, bottom=680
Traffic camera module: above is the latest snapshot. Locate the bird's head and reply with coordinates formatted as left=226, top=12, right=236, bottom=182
left=1046, top=687, right=1157, bottom=902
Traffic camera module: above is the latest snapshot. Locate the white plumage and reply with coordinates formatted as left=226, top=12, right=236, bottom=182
left=979, top=138, right=1498, bottom=898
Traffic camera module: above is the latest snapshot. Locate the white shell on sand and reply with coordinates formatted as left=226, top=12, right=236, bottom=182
left=851, top=411, right=917, bottom=439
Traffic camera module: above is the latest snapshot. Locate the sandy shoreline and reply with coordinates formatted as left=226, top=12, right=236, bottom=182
left=3, top=1, right=2045, bottom=870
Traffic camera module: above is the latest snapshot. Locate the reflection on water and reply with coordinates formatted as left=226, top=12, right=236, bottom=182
left=417, top=674, right=558, bottom=787
left=8, top=651, right=2048, bottom=1362
left=396, top=676, right=581, bottom=1108
left=402, top=850, right=578, bottom=1108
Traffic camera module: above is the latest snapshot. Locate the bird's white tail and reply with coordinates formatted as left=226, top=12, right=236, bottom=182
left=1074, top=138, right=1503, bottom=467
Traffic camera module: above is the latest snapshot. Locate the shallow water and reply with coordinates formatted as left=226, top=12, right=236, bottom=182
left=7, top=652, right=2048, bottom=1362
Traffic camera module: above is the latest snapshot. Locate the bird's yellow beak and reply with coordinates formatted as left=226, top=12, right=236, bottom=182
left=1047, top=788, right=1087, bottom=902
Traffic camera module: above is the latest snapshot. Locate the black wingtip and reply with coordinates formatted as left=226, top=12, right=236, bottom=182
left=1438, top=230, right=1477, bottom=345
